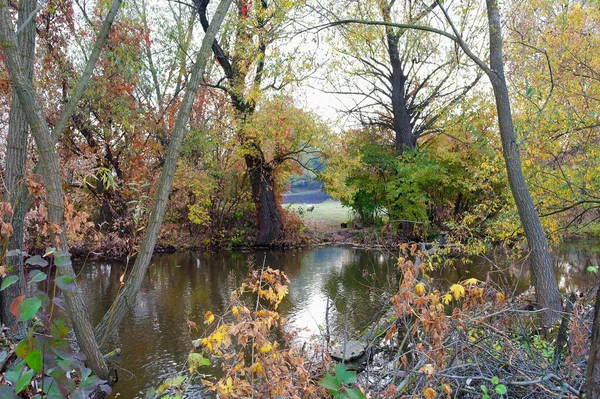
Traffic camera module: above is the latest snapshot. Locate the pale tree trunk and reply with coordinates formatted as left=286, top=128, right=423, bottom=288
left=93, top=0, right=233, bottom=345
left=2, top=0, right=37, bottom=339
left=484, top=0, right=561, bottom=326
left=0, top=0, right=124, bottom=379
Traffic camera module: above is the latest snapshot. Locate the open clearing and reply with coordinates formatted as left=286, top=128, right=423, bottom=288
left=285, top=199, right=351, bottom=226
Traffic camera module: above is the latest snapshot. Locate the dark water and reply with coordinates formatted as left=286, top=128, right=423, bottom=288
left=75, top=242, right=600, bottom=398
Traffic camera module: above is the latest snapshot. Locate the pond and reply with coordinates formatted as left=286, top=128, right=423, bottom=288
left=75, top=241, right=600, bottom=398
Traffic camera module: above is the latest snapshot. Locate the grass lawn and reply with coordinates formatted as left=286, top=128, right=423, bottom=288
left=285, top=200, right=352, bottom=224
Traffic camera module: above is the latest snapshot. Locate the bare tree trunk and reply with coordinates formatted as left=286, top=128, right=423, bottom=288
left=246, top=155, right=283, bottom=246
left=584, top=284, right=600, bottom=398
left=485, top=0, right=561, bottom=326
left=93, top=0, right=233, bottom=345
left=1, top=0, right=37, bottom=339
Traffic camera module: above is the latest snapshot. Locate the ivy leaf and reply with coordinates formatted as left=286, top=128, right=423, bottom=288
left=25, top=350, right=43, bottom=372
left=1, top=275, right=19, bottom=291
left=19, top=297, right=42, bottom=321
left=25, top=255, right=48, bottom=267
left=15, top=368, right=35, bottom=394
left=55, top=276, right=76, bottom=292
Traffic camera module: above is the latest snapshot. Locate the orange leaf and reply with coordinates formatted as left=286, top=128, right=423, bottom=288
left=422, top=387, right=436, bottom=399
left=10, top=295, right=24, bottom=318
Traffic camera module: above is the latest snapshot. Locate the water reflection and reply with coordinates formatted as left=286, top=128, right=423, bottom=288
left=74, top=242, right=599, bottom=398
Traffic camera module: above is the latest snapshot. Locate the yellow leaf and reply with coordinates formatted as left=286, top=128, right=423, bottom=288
left=253, top=361, right=264, bottom=373
left=422, top=387, right=436, bottom=399
left=443, top=293, right=453, bottom=305
left=259, top=343, right=273, bottom=353
left=415, top=283, right=426, bottom=296
left=232, top=306, right=238, bottom=316
left=496, top=292, right=505, bottom=303
left=450, top=284, right=465, bottom=300
left=204, top=311, right=215, bottom=325
left=462, top=278, right=479, bottom=286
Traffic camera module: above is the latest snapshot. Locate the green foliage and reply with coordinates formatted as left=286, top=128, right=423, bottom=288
left=318, top=363, right=366, bottom=399
left=480, top=376, right=507, bottom=398
left=1, top=250, right=111, bottom=398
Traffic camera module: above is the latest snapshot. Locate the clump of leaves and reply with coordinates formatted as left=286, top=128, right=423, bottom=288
left=0, top=249, right=111, bottom=398
left=148, top=267, right=321, bottom=398
left=318, top=362, right=365, bottom=399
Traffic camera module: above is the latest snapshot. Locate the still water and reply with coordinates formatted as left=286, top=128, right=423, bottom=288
left=75, top=242, right=599, bottom=398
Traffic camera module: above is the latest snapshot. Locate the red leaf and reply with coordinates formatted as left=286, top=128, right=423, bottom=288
left=10, top=295, right=24, bottom=318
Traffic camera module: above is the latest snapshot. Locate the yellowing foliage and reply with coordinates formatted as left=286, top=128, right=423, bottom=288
left=449, top=284, right=465, bottom=301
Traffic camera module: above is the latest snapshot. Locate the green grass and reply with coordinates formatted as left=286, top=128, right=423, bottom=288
left=285, top=200, right=352, bottom=223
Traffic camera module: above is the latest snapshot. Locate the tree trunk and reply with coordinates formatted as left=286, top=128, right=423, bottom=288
left=1, top=0, right=37, bottom=339
left=93, top=0, right=233, bottom=345
left=584, top=284, right=600, bottom=398
left=485, top=0, right=561, bottom=326
left=246, top=155, right=283, bottom=246
left=382, top=4, right=415, bottom=154
left=0, top=0, right=126, bottom=379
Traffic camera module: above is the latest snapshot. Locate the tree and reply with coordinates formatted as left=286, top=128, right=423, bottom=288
left=322, top=0, right=482, bottom=154
left=196, top=0, right=314, bottom=246
left=1, top=0, right=232, bottom=380
left=319, top=0, right=562, bottom=324
left=0, top=0, right=123, bottom=378
left=93, top=0, right=233, bottom=346
left=2, top=0, right=37, bottom=340
left=505, top=0, right=600, bottom=238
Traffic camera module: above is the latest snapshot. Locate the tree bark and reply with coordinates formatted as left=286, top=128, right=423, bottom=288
left=584, top=284, right=600, bottom=398
left=246, top=155, right=283, bottom=246
left=93, top=0, right=233, bottom=345
left=382, top=2, right=415, bottom=154
left=1, top=0, right=37, bottom=339
left=485, top=0, right=561, bottom=326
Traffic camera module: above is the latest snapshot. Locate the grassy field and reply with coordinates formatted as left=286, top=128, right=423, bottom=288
left=285, top=199, right=352, bottom=224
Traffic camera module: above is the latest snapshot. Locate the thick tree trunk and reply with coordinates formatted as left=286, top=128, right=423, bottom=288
left=584, top=284, right=600, bottom=398
left=93, top=0, right=232, bottom=345
left=246, top=155, right=283, bottom=246
left=382, top=2, right=415, bottom=154
left=485, top=0, right=561, bottom=326
left=1, top=0, right=37, bottom=339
